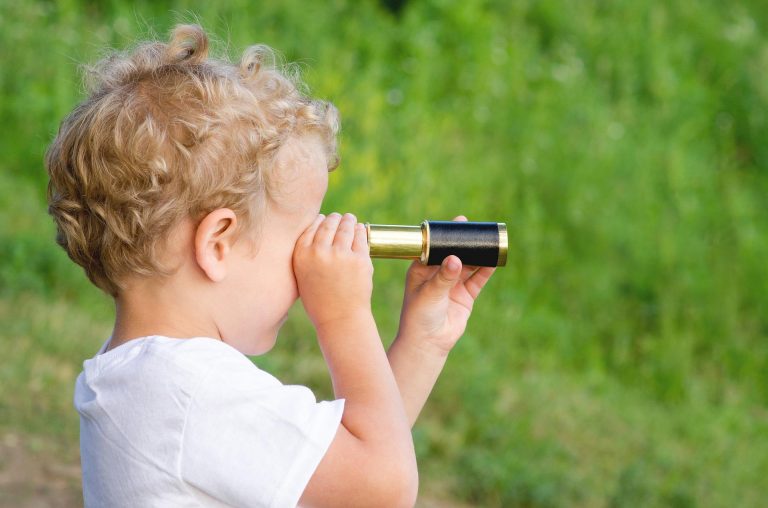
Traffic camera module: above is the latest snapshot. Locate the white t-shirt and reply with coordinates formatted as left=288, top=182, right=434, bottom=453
left=74, top=335, right=344, bottom=508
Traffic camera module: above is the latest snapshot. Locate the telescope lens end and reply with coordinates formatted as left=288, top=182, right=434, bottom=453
left=497, top=223, right=508, bottom=267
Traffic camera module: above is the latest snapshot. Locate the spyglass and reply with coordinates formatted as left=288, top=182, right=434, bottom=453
left=365, top=221, right=507, bottom=267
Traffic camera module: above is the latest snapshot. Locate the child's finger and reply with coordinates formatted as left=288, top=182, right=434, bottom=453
left=408, top=258, right=473, bottom=291
left=314, top=212, right=342, bottom=246
left=333, top=213, right=357, bottom=249
left=459, top=264, right=478, bottom=282
left=297, top=214, right=325, bottom=247
left=464, top=266, right=496, bottom=299
left=352, top=222, right=369, bottom=254
left=423, top=255, right=462, bottom=300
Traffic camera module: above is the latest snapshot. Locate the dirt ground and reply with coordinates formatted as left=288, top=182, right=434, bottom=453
left=0, top=433, right=82, bottom=507
left=0, top=431, right=468, bottom=508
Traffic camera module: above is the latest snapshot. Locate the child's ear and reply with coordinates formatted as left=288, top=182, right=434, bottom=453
left=194, top=208, right=238, bottom=282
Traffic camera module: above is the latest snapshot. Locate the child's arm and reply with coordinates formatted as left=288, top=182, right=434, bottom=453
left=294, top=213, right=418, bottom=508
left=387, top=216, right=496, bottom=426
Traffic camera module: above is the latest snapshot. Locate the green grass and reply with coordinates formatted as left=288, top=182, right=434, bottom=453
left=2, top=0, right=768, bottom=506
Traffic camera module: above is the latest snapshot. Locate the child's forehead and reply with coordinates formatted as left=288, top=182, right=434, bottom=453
left=277, top=132, right=327, bottom=163
left=272, top=134, right=328, bottom=181
left=268, top=133, right=329, bottom=209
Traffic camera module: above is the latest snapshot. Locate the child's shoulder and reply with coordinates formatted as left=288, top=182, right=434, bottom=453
left=75, top=335, right=289, bottom=430
left=81, top=335, right=275, bottom=393
left=94, top=334, right=243, bottom=367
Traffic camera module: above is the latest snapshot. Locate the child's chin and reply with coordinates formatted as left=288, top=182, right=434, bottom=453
left=242, top=333, right=278, bottom=356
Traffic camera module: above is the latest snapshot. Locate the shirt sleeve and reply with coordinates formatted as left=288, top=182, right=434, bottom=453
left=180, top=354, right=344, bottom=508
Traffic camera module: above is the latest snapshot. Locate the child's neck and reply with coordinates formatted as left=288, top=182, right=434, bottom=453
left=108, top=281, right=222, bottom=352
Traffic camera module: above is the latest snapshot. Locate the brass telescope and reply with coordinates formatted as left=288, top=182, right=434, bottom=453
left=366, top=221, right=507, bottom=267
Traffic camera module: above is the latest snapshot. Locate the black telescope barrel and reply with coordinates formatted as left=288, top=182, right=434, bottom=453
left=426, top=221, right=500, bottom=267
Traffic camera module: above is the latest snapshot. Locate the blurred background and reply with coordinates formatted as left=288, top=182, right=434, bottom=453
left=1, top=0, right=767, bottom=506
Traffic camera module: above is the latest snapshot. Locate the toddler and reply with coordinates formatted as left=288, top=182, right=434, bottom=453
left=45, top=24, right=495, bottom=507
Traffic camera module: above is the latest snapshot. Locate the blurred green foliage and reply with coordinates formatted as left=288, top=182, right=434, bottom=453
left=1, top=0, right=767, bottom=506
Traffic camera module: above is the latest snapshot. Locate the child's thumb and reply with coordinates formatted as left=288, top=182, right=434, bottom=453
left=425, top=256, right=462, bottom=298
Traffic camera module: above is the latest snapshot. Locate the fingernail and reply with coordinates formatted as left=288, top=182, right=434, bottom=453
left=447, top=258, right=460, bottom=271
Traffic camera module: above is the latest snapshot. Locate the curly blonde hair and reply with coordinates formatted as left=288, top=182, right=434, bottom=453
left=46, top=24, right=339, bottom=297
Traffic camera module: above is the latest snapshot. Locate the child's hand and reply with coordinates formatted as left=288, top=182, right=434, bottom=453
left=293, top=212, right=374, bottom=330
left=396, top=216, right=496, bottom=356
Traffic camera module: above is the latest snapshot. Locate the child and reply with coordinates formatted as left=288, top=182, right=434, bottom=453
left=46, top=24, right=495, bottom=507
